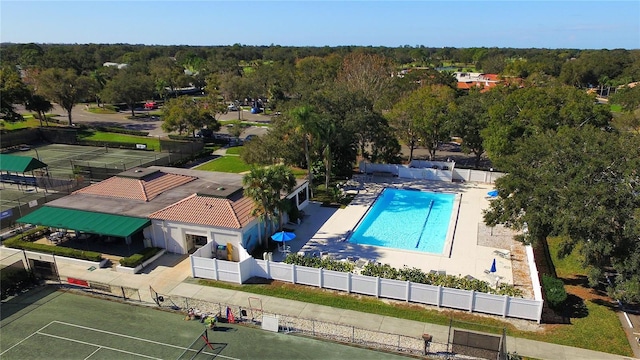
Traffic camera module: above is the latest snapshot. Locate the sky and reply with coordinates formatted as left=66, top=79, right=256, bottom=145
left=1, top=1, right=639, bottom=49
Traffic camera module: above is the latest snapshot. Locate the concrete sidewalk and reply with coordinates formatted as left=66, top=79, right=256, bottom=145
left=52, top=257, right=635, bottom=360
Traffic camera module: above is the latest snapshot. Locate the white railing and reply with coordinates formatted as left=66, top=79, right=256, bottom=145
left=190, top=256, right=543, bottom=322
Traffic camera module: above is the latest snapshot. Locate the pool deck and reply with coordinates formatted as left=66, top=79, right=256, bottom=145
left=277, top=177, right=521, bottom=291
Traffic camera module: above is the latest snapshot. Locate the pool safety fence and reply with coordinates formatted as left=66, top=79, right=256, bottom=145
left=190, top=256, right=544, bottom=322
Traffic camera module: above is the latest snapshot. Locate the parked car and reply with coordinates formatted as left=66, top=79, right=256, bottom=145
left=227, top=104, right=238, bottom=111
left=144, top=101, right=158, bottom=110
left=244, top=134, right=258, bottom=143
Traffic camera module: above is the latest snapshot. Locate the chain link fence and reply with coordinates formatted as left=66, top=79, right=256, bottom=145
left=149, top=290, right=475, bottom=359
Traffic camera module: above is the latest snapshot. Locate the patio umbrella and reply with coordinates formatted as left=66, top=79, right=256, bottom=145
left=490, top=258, right=497, bottom=273
left=271, top=231, right=296, bottom=242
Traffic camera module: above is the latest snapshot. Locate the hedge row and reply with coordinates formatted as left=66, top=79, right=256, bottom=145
left=168, top=134, right=199, bottom=141
left=284, top=253, right=355, bottom=272
left=283, top=254, right=523, bottom=298
left=2, top=226, right=48, bottom=242
left=3, top=235, right=103, bottom=262
left=119, top=247, right=163, bottom=268
left=94, top=126, right=150, bottom=136
left=75, top=140, right=150, bottom=151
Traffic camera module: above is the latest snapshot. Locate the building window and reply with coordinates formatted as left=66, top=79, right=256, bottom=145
left=297, top=187, right=307, bottom=206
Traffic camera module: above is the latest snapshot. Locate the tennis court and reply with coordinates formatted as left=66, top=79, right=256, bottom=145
left=14, top=144, right=170, bottom=178
left=0, top=288, right=410, bottom=359
left=0, top=188, right=48, bottom=213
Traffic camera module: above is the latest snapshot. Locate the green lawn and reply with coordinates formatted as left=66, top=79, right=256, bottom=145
left=290, top=167, right=308, bottom=178
left=610, top=104, right=622, bottom=112
left=225, top=146, right=243, bottom=155
left=1, top=119, right=33, bottom=130
left=77, top=131, right=161, bottom=151
left=546, top=236, right=586, bottom=278
left=1, top=115, right=61, bottom=130
left=194, top=155, right=251, bottom=173
left=542, top=237, right=633, bottom=356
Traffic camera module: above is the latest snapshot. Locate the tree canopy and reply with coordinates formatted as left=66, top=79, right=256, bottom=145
left=484, top=126, right=640, bottom=302
left=35, top=68, right=93, bottom=125
left=0, top=65, right=30, bottom=121
left=100, top=68, right=154, bottom=117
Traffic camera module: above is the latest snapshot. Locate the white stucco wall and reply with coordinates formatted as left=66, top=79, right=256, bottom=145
left=150, top=220, right=244, bottom=258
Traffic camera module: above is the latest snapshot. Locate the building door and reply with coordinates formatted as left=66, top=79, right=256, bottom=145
left=185, top=234, right=207, bottom=254
left=30, top=259, right=58, bottom=281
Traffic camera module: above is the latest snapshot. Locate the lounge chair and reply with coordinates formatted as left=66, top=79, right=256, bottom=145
left=493, top=249, right=511, bottom=259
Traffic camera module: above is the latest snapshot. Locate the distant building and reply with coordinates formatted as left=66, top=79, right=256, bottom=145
left=103, top=62, right=129, bottom=69
left=455, top=72, right=501, bottom=92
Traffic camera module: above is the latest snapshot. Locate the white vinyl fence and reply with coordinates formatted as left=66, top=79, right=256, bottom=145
left=358, top=161, right=505, bottom=184
left=190, top=256, right=543, bottom=322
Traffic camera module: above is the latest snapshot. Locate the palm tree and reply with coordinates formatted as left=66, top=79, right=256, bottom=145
left=290, top=105, right=317, bottom=197
left=243, top=167, right=272, bottom=246
left=314, top=118, right=337, bottom=190
left=243, top=165, right=296, bottom=247
left=268, top=165, right=297, bottom=230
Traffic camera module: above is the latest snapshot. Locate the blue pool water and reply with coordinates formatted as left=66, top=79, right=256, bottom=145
left=349, top=188, right=455, bottom=253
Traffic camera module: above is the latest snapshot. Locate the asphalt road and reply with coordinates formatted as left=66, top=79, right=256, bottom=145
left=30, top=104, right=272, bottom=137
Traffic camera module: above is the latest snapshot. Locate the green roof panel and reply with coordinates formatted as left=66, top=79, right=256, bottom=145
left=17, top=206, right=150, bottom=238
left=0, top=154, right=48, bottom=172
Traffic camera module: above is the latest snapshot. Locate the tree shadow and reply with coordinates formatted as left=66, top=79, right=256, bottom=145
left=591, top=298, right=617, bottom=309
left=1, top=286, right=60, bottom=321
left=563, top=294, right=589, bottom=319
left=541, top=294, right=589, bottom=324
left=558, top=275, right=588, bottom=286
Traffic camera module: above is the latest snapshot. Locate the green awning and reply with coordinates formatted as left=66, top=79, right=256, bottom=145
left=0, top=154, right=48, bottom=172
left=17, top=206, right=150, bottom=238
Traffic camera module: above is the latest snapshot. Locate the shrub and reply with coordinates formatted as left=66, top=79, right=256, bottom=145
left=283, top=253, right=355, bottom=272
left=1, top=226, right=48, bottom=242
left=542, top=274, right=568, bottom=309
left=168, top=134, right=197, bottom=141
left=119, top=247, right=162, bottom=268
left=94, top=126, right=149, bottom=137
left=284, top=254, right=524, bottom=297
left=3, top=236, right=102, bottom=262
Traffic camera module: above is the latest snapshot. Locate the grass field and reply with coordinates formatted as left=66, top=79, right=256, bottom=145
left=77, top=131, right=161, bottom=151
left=543, top=237, right=632, bottom=356
left=194, top=156, right=251, bottom=173
left=610, top=104, right=623, bottom=112
left=0, top=288, right=410, bottom=360
left=224, top=146, right=243, bottom=155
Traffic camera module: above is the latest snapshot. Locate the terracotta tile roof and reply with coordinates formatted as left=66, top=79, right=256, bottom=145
left=457, top=82, right=474, bottom=90
left=483, top=74, right=500, bottom=81
left=457, top=81, right=501, bottom=92
left=73, top=172, right=196, bottom=201
left=148, top=194, right=256, bottom=229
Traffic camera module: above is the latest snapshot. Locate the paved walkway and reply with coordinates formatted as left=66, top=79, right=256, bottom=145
left=51, top=255, right=635, bottom=360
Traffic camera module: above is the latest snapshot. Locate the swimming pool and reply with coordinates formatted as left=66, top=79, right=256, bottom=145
left=349, top=188, right=456, bottom=253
